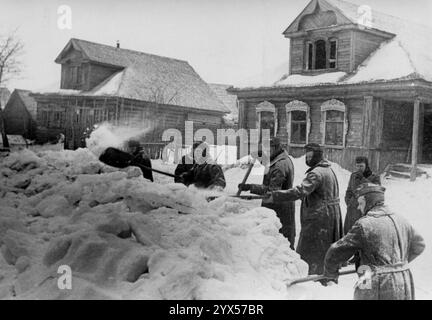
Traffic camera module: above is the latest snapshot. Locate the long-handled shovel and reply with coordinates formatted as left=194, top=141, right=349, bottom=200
left=206, top=157, right=259, bottom=202
left=285, top=269, right=357, bottom=287
left=206, top=194, right=267, bottom=202
left=236, top=157, right=257, bottom=196
left=99, top=147, right=179, bottom=179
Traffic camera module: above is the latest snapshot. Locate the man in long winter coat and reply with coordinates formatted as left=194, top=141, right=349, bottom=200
left=271, top=143, right=343, bottom=276
left=344, top=156, right=381, bottom=234
left=323, top=183, right=425, bottom=300
left=238, top=137, right=296, bottom=249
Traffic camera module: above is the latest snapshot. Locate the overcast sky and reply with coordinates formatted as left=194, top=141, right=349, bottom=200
left=1, top=0, right=432, bottom=91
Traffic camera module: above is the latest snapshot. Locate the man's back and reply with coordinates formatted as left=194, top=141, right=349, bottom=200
left=357, top=207, right=424, bottom=266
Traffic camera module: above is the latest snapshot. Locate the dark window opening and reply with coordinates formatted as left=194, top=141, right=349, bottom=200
left=291, top=111, right=307, bottom=144
left=307, top=43, right=313, bottom=71
left=329, top=40, right=337, bottom=69
left=315, top=40, right=327, bottom=70
left=325, top=110, right=344, bottom=146
left=260, top=111, right=275, bottom=137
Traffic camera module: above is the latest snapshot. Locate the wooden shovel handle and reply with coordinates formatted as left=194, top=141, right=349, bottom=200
left=236, top=158, right=257, bottom=196
left=287, top=269, right=357, bottom=287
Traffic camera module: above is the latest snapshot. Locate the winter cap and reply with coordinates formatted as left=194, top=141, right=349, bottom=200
left=270, top=137, right=281, bottom=147
left=355, top=156, right=369, bottom=164
left=127, top=140, right=140, bottom=148
left=304, top=143, right=322, bottom=153
left=355, top=183, right=386, bottom=198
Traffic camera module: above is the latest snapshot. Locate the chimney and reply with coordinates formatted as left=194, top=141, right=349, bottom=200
left=116, top=40, right=120, bottom=48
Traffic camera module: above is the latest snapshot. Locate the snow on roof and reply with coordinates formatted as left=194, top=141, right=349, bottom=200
left=49, top=38, right=229, bottom=114
left=345, top=39, right=417, bottom=84
left=275, top=71, right=347, bottom=87
left=234, top=0, right=432, bottom=90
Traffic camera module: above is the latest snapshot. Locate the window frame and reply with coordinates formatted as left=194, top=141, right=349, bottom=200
left=303, top=37, right=338, bottom=71
left=256, top=101, right=278, bottom=138
left=286, top=100, right=310, bottom=147
left=314, top=39, right=327, bottom=70
left=320, top=99, right=348, bottom=148
left=328, top=38, right=338, bottom=69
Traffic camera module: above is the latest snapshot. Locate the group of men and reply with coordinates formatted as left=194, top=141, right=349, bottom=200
left=127, top=137, right=425, bottom=300
left=238, top=137, right=425, bottom=300
left=126, top=139, right=226, bottom=189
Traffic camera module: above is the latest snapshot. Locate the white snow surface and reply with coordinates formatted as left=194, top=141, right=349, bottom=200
left=345, top=39, right=416, bottom=84
left=0, top=148, right=308, bottom=300
left=275, top=72, right=347, bottom=87
left=1, top=146, right=431, bottom=299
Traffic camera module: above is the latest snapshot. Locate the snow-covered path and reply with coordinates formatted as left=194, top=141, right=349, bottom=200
left=155, top=157, right=432, bottom=300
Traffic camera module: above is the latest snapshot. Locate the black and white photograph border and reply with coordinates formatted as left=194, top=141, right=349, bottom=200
left=0, top=0, right=431, bottom=302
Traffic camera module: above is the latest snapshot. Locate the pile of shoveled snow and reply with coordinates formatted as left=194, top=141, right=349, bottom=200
left=0, top=148, right=308, bottom=300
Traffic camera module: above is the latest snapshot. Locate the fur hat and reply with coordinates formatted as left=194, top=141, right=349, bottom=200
left=355, top=183, right=386, bottom=198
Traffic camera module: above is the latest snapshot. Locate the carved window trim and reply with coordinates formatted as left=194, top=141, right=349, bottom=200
left=256, top=101, right=277, bottom=138
left=286, top=100, right=310, bottom=147
left=320, top=99, right=348, bottom=148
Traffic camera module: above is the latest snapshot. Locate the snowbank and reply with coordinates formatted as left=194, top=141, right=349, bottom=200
left=0, top=148, right=307, bottom=299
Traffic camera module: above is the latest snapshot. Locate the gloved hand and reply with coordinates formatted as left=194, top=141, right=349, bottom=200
left=238, top=183, right=252, bottom=191
left=177, top=172, right=189, bottom=184
left=318, top=278, right=338, bottom=287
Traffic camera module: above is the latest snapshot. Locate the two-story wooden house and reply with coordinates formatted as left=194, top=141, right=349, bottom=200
left=33, top=38, right=229, bottom=151
left=230, top=0, right=432, bottom=178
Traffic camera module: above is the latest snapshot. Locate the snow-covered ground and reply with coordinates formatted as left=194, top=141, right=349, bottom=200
left=0, top=142, right=430, bottom=299
left=155, top=155, right=432, bottom=300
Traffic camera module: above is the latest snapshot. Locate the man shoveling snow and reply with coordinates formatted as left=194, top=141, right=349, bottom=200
left=323, top=183, right=425, bottom=299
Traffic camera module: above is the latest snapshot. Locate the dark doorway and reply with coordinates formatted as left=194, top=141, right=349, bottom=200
left=422, top=105, right=432, bottom=162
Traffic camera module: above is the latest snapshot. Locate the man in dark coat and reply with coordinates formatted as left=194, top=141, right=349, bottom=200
left=175, top=142, right=226, bottom=190
left=323, top=183, right=425, bottom=299
left=238, top=137, right=296, bottom=249
left=344, top=156, right=381, bottom=234
left=127, top=140, right=153, bottom=182
left=271, top=143, right=343, bottom=276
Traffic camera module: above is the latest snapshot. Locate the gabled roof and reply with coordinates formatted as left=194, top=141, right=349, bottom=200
left=6, top=89, right=38, bottom=119
left=235, top=0, right=432, bottom=90
left=52, top=38, right=229, bottom=113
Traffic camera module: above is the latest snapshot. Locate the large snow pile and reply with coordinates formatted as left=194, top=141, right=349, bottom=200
left=0, top=148, right=307, bottom=300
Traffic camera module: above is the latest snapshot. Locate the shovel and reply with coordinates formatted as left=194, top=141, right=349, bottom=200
left=285, top=269, right=357, bottom=287
left=99, top=147, right=179, bottom=178
left=206, top=194, right=267, bottom=202
left=236, top=157, right=257, bottom=196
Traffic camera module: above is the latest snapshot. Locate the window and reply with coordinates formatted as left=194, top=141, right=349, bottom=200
left=329, top=39, right=337, bottom=69
left=256, top=101, right=277, bottom=139
left=321, top=99, right=348, bottom=147
left=306, top=42, right=313, bottom=71
left=286, top=100, right=310, bottom=146
left=52, top=111, right=63, bottom=128
left=304, top=38, right=338, bottom=70
left=70, top=66, right=82, bottom=85
left=261, top=111, right=276, bottom=137
left=315, top=40, right=327, bottom=70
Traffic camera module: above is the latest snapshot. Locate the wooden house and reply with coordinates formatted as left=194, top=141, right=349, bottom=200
left=32, top=38, right=229, bottom=151
left=3, top=89, right=38, bottom=140
left=230, top=0, right=432, bottom=179
left=209, top=83, right=239, bottom=127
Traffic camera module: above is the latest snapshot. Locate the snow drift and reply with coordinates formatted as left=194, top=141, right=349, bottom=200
left=0, top=148, right=308, bottom=300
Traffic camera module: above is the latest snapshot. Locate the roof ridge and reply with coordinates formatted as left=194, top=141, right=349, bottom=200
left=396, top=40, right=420, bottom=77
left=328, top=0, right=432, bottom=32
left=71, top=38, right=189, bottom=64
